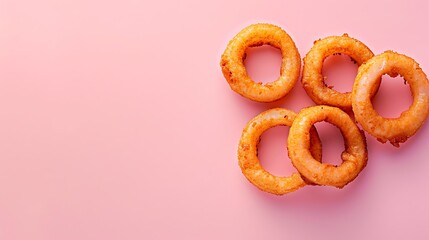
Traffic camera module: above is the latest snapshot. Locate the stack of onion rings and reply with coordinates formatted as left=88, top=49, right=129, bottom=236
left=221, top=23, right=429, bottom=195
left=220, top=23, right=301, bottom=102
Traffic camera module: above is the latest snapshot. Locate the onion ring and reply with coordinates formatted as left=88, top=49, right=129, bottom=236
left=238, top=108, right=322, bottom=195
left=221, top=23, right=301, bottom=102
left=302, top=34, right=379, bottom=110
left=288, top=105, right=368, bottom=188
left=352, top=51, right=429, bottom=147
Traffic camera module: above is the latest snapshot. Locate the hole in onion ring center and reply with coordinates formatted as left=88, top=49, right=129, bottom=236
left=372, top=74, right=413, bottom=118
left=322, top=54, right=358, bottom=92
left=258, top=126, right=296, bottom=177
left=313, top=122, right=345, bottom=166
left=244, top=45, right=282, bottom=84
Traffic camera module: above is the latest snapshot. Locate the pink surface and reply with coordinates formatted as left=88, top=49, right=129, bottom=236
left=0, top=0, right=429, bottom=239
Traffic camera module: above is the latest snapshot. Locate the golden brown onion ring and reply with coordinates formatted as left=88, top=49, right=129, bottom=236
left=352, top=51, right=429, bottom=147
left=221, top=23, right=301, bottom=102
left=302, top=34, right=378, bottom=110
left=238, top=108, right=322, bottom=195
left=288, top=105, right=368, bottom=188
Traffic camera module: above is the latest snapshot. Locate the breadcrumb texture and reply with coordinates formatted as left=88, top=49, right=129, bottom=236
left=221, top=23, right=301, bottom=102
left=352, top=51, right=429, bottom=147
left=302, top=34, right=378, bottom=110
left=238, top=108, right=322, bottom=195
left=288, top=105, right=368, bottom=188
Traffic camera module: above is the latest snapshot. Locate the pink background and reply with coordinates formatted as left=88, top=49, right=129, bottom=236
left=1, top=0, right=429, bottom=239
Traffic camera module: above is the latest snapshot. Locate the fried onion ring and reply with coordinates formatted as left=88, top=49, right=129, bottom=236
left=288, top=105, right=368, bottom=188
left=302, top=34, right=379, bottom=110
left=238, top=108, right=322, bottom=195
left=221, top=23, right=301, bottom=102
left=352, top=51, right=429, bottom=147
